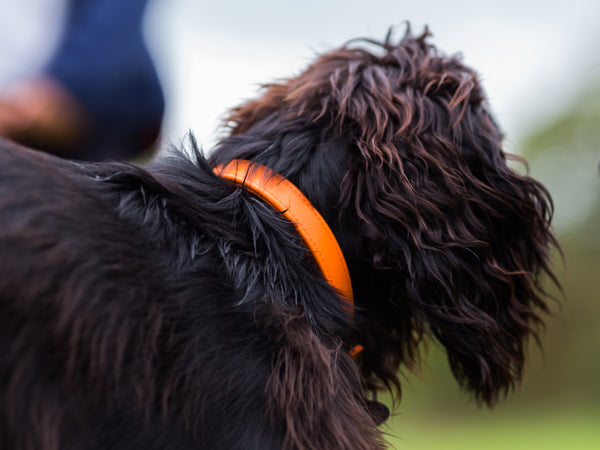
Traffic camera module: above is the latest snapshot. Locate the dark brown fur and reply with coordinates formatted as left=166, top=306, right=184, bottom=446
left=0, top=29, right=559, bottom=449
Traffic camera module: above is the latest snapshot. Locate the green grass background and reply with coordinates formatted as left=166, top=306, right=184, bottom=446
left=384, top=411, right=599, bottom=449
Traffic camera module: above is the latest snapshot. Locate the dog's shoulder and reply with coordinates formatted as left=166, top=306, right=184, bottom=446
left=0, top=138, right=79, bottom=188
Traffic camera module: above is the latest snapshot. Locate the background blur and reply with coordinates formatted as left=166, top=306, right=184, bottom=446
left=144, top=1, right=600, bottom=448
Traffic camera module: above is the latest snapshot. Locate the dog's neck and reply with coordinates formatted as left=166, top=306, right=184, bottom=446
left=214, top=159, right=354, bottom=316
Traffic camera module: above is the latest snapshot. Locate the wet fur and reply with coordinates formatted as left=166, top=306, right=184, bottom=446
left=0, top=30, right=559, bottom=449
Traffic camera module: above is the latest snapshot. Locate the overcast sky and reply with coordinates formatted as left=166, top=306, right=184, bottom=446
left=144, top=0, right=600, bottom=151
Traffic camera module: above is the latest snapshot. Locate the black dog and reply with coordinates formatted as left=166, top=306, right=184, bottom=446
left=0, top=30, right=559, bottom=449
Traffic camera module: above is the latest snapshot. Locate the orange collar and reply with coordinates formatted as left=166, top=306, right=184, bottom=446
left=213, top=159, right=354, bottom=321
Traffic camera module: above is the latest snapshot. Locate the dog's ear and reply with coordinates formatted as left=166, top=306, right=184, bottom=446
left=264, top=312, right=384, bottom=449
left=408, top=163, right=559, bottom=406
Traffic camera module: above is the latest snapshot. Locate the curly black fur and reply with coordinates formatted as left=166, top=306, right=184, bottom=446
left=0, top=29, right=559, bottom=449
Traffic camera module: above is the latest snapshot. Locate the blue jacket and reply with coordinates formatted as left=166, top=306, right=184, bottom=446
left=46, top=0, right=164, bottom=160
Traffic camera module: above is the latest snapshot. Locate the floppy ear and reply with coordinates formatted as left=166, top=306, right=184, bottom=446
left=412, top=158, right=559, bottom=405
left=265, top=313, right=385, bottom=449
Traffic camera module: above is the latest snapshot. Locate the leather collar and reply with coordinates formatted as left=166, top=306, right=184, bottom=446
left=213, top=159, right=354, bottom=322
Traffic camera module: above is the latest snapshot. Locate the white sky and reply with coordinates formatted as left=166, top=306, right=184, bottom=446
left=144, top=0, right=600, bottom=152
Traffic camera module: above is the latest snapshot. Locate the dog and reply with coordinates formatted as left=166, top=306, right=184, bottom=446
left=0, top=29, right=560, bottom=449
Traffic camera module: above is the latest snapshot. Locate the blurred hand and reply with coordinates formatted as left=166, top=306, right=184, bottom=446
left=0, top=78, right=89, bottom=153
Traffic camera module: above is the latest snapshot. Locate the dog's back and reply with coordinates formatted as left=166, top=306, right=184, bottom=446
left=0, top=141, right=234, bottom=448
left=0, top=140, right=379, bottom=449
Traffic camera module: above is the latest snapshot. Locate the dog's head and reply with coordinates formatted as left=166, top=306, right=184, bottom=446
left=211, top=29, right=560, bottom=406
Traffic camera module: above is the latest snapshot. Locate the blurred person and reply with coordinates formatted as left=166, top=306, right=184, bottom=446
left=0, top=0, right=164, bottom=161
